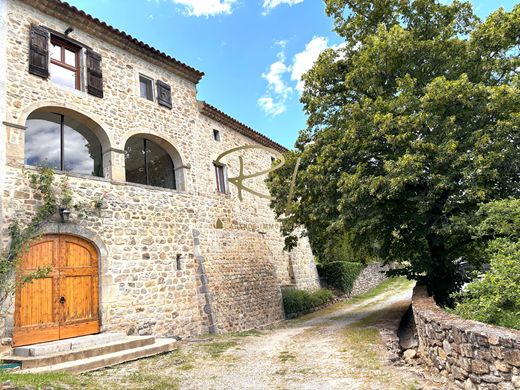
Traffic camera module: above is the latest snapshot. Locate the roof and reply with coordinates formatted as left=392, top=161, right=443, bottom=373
left=21, top=0, right=205, bottom=84
left=199, top=102, right=288, bottom=153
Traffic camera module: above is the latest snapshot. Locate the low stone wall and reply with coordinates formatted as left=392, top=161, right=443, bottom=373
left=350, top=263, right=388, bottom=296
left=412, top=286, right=520, bottom=390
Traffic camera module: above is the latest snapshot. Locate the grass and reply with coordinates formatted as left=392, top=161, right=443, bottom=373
left=200, top=340, right=238, bottom=358
left=348, top=277, right=414, bottom=305
left=0, top=371, right=98, bottom=389
left=278, top=351, right=296, bottom=363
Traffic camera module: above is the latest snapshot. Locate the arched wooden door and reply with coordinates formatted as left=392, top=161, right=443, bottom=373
left=13, top=235, right=100, bottom=347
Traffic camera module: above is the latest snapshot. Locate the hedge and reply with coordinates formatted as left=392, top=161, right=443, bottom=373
left=317, top=261, right=364, bottom=294
left=282, top=288, right=334, bottom=316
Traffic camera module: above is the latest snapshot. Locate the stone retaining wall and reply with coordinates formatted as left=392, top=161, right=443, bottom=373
left=412, top=286, right=520, bottom=390
left=350, top=263, right=389, bottom=296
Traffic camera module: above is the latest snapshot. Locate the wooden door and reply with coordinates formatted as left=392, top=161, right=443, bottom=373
left=13, top=235, right=99, bottom=347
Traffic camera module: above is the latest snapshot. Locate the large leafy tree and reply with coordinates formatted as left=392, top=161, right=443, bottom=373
left=268, top=0, right=520, bottom=305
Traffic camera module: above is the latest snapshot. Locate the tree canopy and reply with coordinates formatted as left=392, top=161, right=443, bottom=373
left=268, top=0, right=520, bottom=305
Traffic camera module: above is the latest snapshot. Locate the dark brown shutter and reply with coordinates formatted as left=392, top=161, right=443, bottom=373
left=86, top=49, right=103, bottom=98
left=156, top=80, right=172, bottom=109
left=29, top=25, right=49, bottom=78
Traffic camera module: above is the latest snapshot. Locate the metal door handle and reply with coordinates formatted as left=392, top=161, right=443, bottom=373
left=59, top=296, right=66, bottom=304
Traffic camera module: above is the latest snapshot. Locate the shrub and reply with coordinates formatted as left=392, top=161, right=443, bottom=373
left=452, top=199, right=520, bottom=330
left=318, top=261, right=364, bottom=294
left=282, top=288, right=333, bottom=316
left=452, top=239, right=520, bottom=330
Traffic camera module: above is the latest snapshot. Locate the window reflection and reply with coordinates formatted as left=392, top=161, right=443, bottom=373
left=125, top=136, right=176, bottom=189
left=25, top=111, right=103, bottom=177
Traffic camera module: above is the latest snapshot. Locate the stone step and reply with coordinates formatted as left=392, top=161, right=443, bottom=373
left=13, top=333, right=127, bottom=357
left=19, top=338, right=177, bottom=374
left=8, top=336, right=156, bottom=370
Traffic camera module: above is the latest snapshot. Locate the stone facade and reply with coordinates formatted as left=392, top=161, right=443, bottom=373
left=0, top=0, right=319, bottom=342
left=412, top=286, right=520, bottom=390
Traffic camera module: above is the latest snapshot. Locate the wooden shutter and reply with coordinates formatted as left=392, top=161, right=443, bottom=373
left=29, top=25, right=49, bottom=78
left=156, top=80, right=172, bottom=109
left=86, top=49, right=103, bottom=98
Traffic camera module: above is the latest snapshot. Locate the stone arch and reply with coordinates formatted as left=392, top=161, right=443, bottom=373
left=121, top=129, right=187, bottom=191
left=20, top=102, right=114, bottom=179
left=36, top=222, right=110, bottom=332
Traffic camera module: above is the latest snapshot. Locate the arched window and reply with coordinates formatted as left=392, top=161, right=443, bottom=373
left=124, top=136, right=176, bottom=189
left=25, top=111, right=103, bottom=177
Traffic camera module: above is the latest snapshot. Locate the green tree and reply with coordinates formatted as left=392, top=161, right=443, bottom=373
left=268, top=0, right=520, bottom=305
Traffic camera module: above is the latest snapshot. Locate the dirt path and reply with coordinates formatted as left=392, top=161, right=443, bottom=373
left=85, top=277, right=440, bottom=390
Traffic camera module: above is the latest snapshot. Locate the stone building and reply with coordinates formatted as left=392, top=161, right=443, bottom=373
left=0, top=0, right=319, bottom=347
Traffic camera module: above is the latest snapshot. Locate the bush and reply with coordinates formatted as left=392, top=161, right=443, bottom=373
left=282, top=288, right=333, bottom=316
left=452, top=199, right=520, bottom=330
left=317, top=261, right=364, bottom=294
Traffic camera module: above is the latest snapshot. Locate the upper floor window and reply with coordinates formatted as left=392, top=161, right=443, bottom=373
left=139, top=74, right=154, bottom=101
left=125, top=136, right=176, bottom=189
left=50, top=37, right=80, bottom=90
left=213, top=129, right=221, bottom=142
left=29, top=25, right=104, bottom=98
left=214, top=163, right=227, bottom=194
left=25, top=111, right=103, bottom=177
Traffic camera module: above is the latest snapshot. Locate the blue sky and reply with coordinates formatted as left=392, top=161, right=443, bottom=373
left=66, top=0, right=517, bottom=149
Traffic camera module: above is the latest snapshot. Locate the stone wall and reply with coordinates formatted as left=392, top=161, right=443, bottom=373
left=351, top=263, right=389, bottom=296
left=0, top=0, right=319, bottom=342
left=412, top=286, right=520, bottom=390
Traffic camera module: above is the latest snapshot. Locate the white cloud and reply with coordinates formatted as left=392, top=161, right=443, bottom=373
left=290, top=36, right=328, bottom=92
left=262, top=0, right=304, bottom=14
left=262, top=61, right=292, bottom=97
left=257, top=97, right=287, bottom=116
left=258, top=36, right=345, bottom=116
left=171, top=0, right=237, bottom=17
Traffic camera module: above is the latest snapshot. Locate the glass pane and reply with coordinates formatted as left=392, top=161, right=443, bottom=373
left=25, top=112, right=61, bottom=170
left=51, top=43, right=61, bottom=61
left=125, top=137, right=147, bottom=186
left=50, top=63, right=76, bottom=89
left=63, top=117, right=103, bottom=176
left=146, top=139, right=176, bottom=189
left=64, top=49, right=76, bottom=67
left=139, top=77, right=153, bottom=100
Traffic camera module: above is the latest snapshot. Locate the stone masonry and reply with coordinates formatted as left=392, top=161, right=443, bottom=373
left=0, top=0, right=320, bottom=342
left=412, top=286, right=520, bottom=390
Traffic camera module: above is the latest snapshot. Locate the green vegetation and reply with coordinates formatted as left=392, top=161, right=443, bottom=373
left=278, top=351, right=296, bottom=362
left=452, top=200, right=520, bottom=329
left=317, top=261, right=364, bottom=294
left=0, top=372, right=90, bottom=389
left=267, top=0, right=520, bottom=306
left=201, top=340, right=238, bottom=358
left=282, top=288, right=334, bottom=316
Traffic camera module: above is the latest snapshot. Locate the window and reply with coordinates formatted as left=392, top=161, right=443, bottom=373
left=214, top=163, right=227, bottom=194
left=213, top=129, right=221, bottom=142
left=139, top=74, right=154, bottom=101
left=271, top=156, right=276, bottom=163
left=125, top=136, right=176, bottom=189
left=50, top=37, right=80, bottom=90
left=25, top=111, right=103, bottom=176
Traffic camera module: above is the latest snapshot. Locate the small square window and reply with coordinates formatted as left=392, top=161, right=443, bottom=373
left=139, top=74, right=154, bottom=101
left=213, top=129, right=221, bottom=142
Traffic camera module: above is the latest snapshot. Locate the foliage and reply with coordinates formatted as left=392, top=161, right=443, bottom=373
left=320, top=231, right=376, bottom=264
left=268, top=0, right=520, bottom=305
left=282, top=288, right=334, bottom=315
left=452, top=199, right=520, bottom=329
left=317, top=261, right=364, bottom=293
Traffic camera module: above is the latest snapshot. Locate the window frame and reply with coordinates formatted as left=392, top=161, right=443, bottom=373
left=50, top=36, right=81, bottom=90
left=213, top=129, right=221, bottom=142
left=24, top=112, right=104, bottom=177
left=214, top=162, right=227, bottom=194
left=139, top=74, right=155, bottom=102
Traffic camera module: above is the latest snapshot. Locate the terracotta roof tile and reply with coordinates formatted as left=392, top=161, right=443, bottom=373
left=199, top=102, right=288, bottom=153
